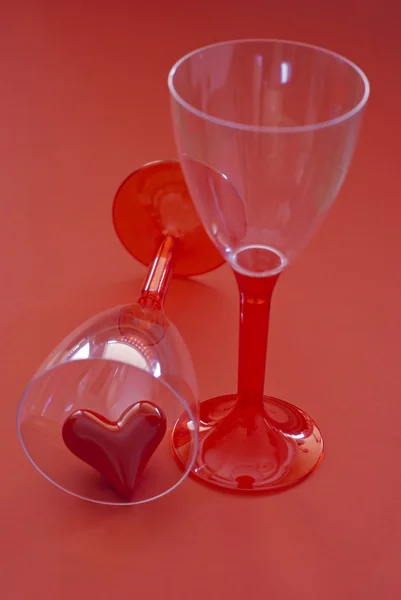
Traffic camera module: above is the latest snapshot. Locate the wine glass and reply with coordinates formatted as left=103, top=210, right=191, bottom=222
left=16, top=160, right=224, bottom=505
left=168, top=39, right=370, bottom=493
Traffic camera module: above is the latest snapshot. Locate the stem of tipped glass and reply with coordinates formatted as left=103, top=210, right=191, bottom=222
left=234, top=270, right=280, bottom=411
left=138, top=235, right=175, bottom=311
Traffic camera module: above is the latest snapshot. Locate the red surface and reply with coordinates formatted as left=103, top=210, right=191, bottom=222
left=1, top=1, right=400, bottom=599
left=62, top=402, right=167, bottom=500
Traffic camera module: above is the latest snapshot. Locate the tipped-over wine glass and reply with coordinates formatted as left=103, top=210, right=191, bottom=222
left=16, top=160, right=224, bottom=505
left=169, top=39, right=370, bottom=493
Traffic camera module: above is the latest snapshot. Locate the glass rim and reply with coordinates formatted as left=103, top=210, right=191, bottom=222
left=168, top=38, right=370, bottom=134
left=16, top=357, right=199, bottom=506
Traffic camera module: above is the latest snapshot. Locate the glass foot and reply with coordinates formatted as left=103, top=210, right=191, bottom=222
left=172, top=394, right=324, bottom=493
left=113, top=160, right=224, bottom=277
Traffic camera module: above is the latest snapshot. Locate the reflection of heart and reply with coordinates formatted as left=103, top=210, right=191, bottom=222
left=62, top=402, right=167, bottom=500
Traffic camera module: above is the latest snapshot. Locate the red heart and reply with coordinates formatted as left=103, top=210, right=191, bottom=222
left=62, top=402, right=167, bottom=500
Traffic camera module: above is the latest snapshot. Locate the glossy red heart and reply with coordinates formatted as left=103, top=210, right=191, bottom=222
left=62, top=401, right=167, bottom=500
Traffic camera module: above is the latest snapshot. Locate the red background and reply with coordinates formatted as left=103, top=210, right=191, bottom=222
left=1, top=1, right=400, bottom=598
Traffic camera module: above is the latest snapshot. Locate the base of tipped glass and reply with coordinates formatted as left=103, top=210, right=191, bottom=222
left=171, top=394, right=323, bottom=493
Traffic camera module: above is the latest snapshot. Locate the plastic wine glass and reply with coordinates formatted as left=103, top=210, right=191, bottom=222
left=17, top=160, right=224, bottom=505
left=169, top=39, right=370, bottom=493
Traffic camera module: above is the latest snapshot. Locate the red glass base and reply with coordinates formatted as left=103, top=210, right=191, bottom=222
left=113, top=160, right=224, bottom=277
left=172, top=394, right=324, bottom=493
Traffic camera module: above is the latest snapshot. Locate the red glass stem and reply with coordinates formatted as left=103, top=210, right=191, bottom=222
left=138, top=236, right=175, bottom=310
left=234, top=271, right=280, bottom=410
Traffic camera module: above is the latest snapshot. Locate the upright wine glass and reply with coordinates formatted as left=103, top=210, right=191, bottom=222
left=169, top=39, right=370, bottom=493
left=17, top=160, right=223, bottom=505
